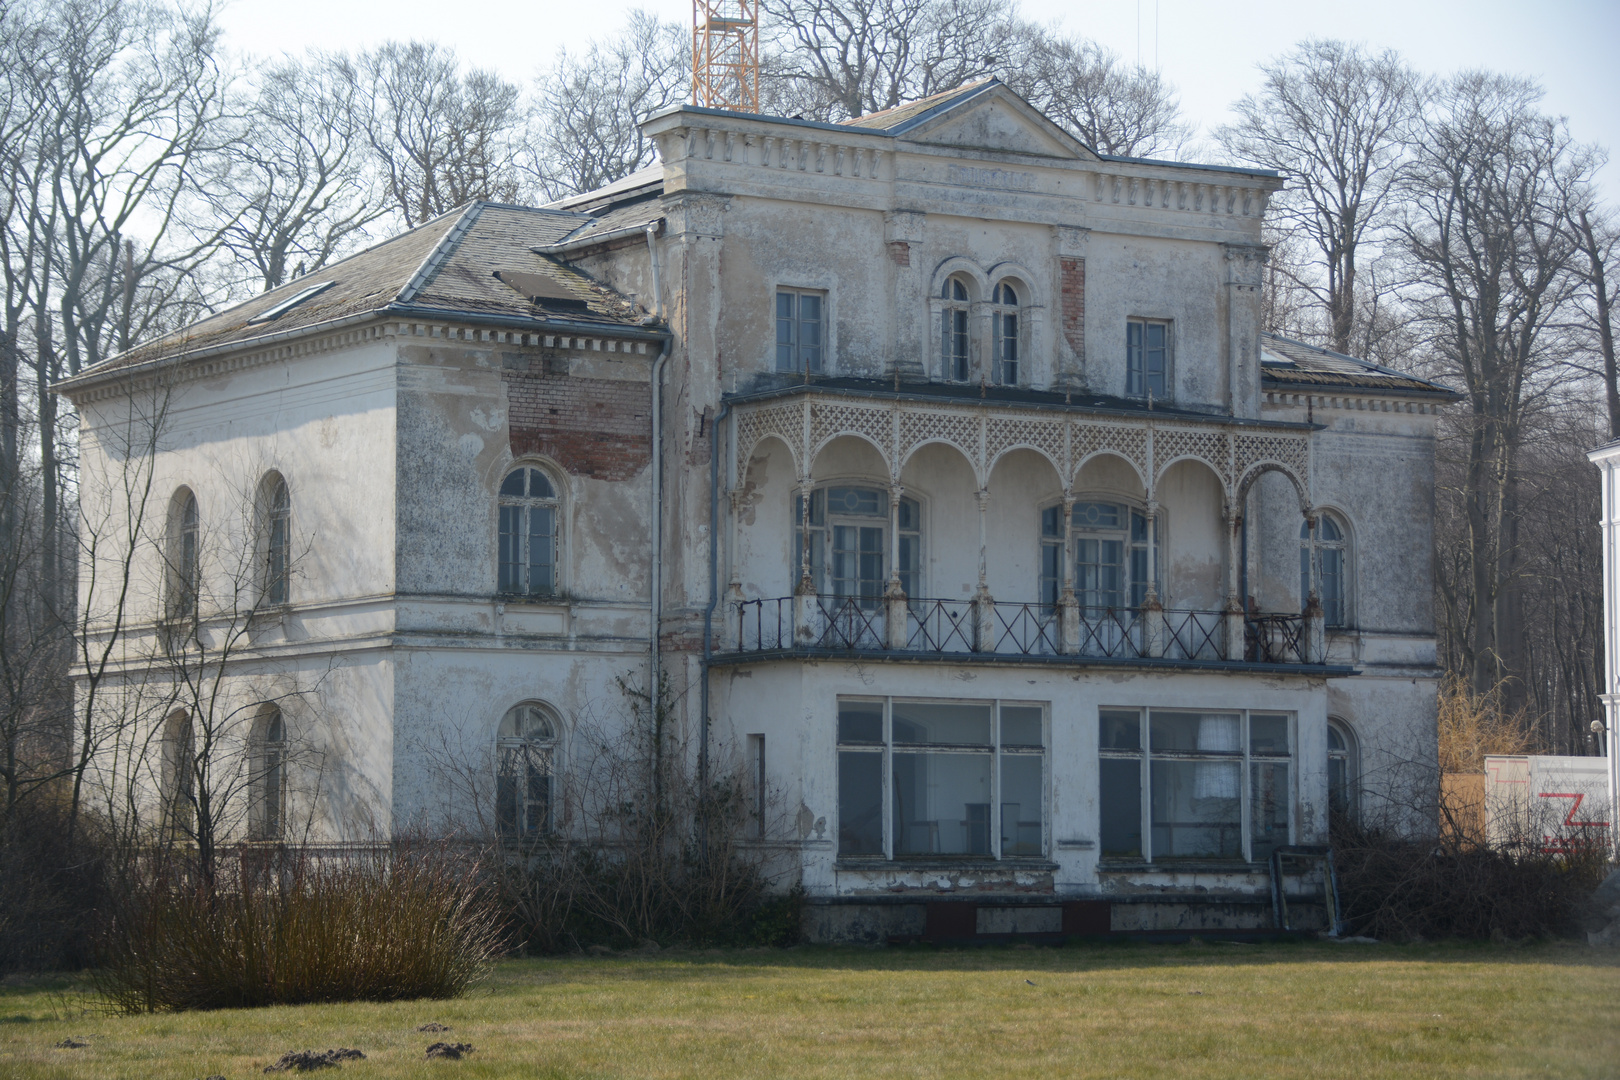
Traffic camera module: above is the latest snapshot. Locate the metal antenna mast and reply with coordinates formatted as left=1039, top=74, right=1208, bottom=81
left=691, top=0, right=760, bottom=112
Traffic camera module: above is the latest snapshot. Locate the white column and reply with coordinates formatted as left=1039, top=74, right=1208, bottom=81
left=1303, top=509, right=1325, bottom=664
left=1141, top=498, right=1164, bottom=657
left=885, top=482, right=908, bottom=649
left=1222, top=500, right=1245, bottom=661
left=974, top=487, right=995, bottom=651
left=1059, top=494, right=1078, bottom=654
left=793, top=478, right=818, bottom=646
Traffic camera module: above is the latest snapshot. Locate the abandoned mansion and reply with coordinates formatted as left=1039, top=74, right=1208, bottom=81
left=61, top=80, right=1456, bottom=940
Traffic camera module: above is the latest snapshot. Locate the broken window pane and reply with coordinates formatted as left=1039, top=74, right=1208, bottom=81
left=1100, top=710, right=1140, bottom=751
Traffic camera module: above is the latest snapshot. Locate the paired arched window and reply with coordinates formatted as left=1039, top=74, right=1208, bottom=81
left=1300, top=514, right=1348, bottom=627
left=1327, top=718, right=1359, bottom=823
left=160, top=709, right=195, bottom=835
left=250, top=705, right=287, bottom=841
left=940, top=277, right=971, bottom=381
left=498, top=466, right=560, bottom=597
left=496, top=702, right=557, bottom=836
left=795, top=484, right=921, bottom=606
left=260, top=474, right=291, bottom=606
left=991, top=281, right=1020, bottom=386
left=167, top=488, right=200, bottom=619
left=1040, top=500, right=1159, bottom=613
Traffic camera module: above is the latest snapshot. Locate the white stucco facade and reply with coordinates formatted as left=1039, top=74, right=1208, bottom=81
left=64, top=80, right=1452, bottom=938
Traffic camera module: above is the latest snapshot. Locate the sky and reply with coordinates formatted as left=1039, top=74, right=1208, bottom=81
left=214, top=0, right=1620, bottom=201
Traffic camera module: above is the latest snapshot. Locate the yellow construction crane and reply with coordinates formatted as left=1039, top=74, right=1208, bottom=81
left=691, top=0, right=760, bottom=113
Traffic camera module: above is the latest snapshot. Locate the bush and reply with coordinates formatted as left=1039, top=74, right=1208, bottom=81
left=1333, top=819, right=1610, bottom=941
left=96, top=844, right=503, bottom=1012
left=0, top=794, right=108, bottom=973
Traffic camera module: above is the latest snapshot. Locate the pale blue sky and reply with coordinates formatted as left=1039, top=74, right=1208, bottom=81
left=216, top=0, right=1620, bottom=200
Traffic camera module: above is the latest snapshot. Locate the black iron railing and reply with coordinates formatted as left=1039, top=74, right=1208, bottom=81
left=1245, top=613, right=1307, bottom=664
left=729, top=596, right=1320, bottom=664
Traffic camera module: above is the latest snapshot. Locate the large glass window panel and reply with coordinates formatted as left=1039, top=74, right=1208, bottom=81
left=891, top=701, right=992, bottom=746
left=1100, top=757, right=1143, bottom=858
left=999, top=706, right=1043, bottom=748
left=1151, top=712, right=1241, bottom=753
left=1250, top=714, right=1290, bottom=756
left=1151, top=759, right=1241, bottom=859
left=1251, top=762, right=1290, bottom=862
left=893, top=750, right=992, bottom=855
left=838, top=751, right=884, bottom=855
left=775, top=291, right=795, bottom=371
left=838, top=700, right=884, bottom=744
left=799, top=293, right=822, bottom=372
left=1099, top=710, right=1141, bottom=751
left=1000, top=753, right=1042, bottom=855
left=1076, top=538, right=1125, bottom=611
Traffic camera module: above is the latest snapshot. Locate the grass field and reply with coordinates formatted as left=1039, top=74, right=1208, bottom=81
left=2, top=940, right=1617, bottom=1079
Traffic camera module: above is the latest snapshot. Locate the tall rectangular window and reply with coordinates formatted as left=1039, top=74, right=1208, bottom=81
left=776, top=288, right=824, bottom=374
left=837, top=697, right=1045, bottom=860
left=1098, top=708, right=1292, bottom=863
left=1126, top=318, right=1169, bottom=399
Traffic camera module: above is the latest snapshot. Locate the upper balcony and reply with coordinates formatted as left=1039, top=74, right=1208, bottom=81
left=714, top=380, right=1348, bottom=673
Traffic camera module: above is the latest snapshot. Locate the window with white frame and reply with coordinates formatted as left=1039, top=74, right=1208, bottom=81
left=940, top=276, right=971, bottom=381
left=1300, top=514, right=1348, bottom=627
left=1126, top=318, right=1170, bottom=399
left=991, top=281, right=1020, bottom=385
left=776, top=287, right=824, bottom=374
left=497, top=702, right=556, bottom=837
left=498, top=466, right=560, bottom=597
left=260, top=473, right=291, bottom=606
left=1098, top=708, right=1292, bottom=863
left=1327, top=718, right=1358, bottom=823
left=250, top=705, right=286, bottom=841
left=167, top=488, right=199, bottom=620
left=838, top=697, right=1045, bottom=859
left=1039, top=500, right=1158, bottom=613
left=794, top=485, right=920, bottom=605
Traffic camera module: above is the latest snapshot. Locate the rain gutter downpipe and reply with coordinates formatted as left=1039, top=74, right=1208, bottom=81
left=646, top=224, right=670, bottom=740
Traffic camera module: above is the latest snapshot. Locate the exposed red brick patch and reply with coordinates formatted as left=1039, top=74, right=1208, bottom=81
left=501, top=354, right=649, bottom=480
left=887, top=241, right=911, bottom=267
left=1060, top=257, right=1086, bottom=365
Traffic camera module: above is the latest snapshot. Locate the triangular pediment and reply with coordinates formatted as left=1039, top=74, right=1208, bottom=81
left=889, top=83, right=1099, bottom=162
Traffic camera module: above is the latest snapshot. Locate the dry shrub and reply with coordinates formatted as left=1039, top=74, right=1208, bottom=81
left=96, top=843, right=502, bottom=1012
left=0, top=793, right=109, bottom=973
left=469, top=688, right=802, bottom=953
left=1437, top=675, right=1540, bottom=774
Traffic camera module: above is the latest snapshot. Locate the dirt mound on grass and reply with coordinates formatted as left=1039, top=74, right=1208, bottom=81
left=263, top=1048, right=366, bottom=1072
left=425, top=1041, right=476, bottom=1059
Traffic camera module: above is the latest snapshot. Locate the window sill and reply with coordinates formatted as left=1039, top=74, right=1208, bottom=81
left=1097, top=860, right=1270, bottom=873
left=835, top=857, right=1059, bottom=872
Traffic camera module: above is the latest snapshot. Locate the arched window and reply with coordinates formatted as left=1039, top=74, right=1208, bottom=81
left=167, top=488, right=199, bottom=619
left=1040, top=500, right=1159, bottom=614
left=250, top=705, right=287, bottom=841
left=940, top=276, right=971, bottom=381
left=1300, top=514, right=1348, bottom=627
left=1327, top=718, right=1359, bottom=824
left=496, top=702, right=556, bottom=837
left=498, top=466, right=560, bottom=597
left=160, top=709, right=195, bottom=836
left=260, top=474, right=291, bottom=606
left=991, top=281, right=1020, bottom=385
left=795, top=485, right=921, bottom=606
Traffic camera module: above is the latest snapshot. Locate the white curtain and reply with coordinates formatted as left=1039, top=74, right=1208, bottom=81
left=1194, top=714, right=1240, bottom=800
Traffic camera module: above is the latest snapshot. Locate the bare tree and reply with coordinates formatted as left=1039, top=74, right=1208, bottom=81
left=193, top=51, right=385, bottom=296
left=1006, top=32, right=1188, bottom=158
left=527, top=12, right=688, bottom=201
left=1401, top=72, right=1596, bottom=699
left=759, top=0, right=1015, bottom=121
left=358, top=41, right=526, bottom=227
left=1219, top=40, right=1424, bottom=357
left=1567, top=200, right=1620, bottom=438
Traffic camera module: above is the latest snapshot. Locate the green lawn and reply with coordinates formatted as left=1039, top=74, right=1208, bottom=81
left=1, top=941, right=1616, bottom=1079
